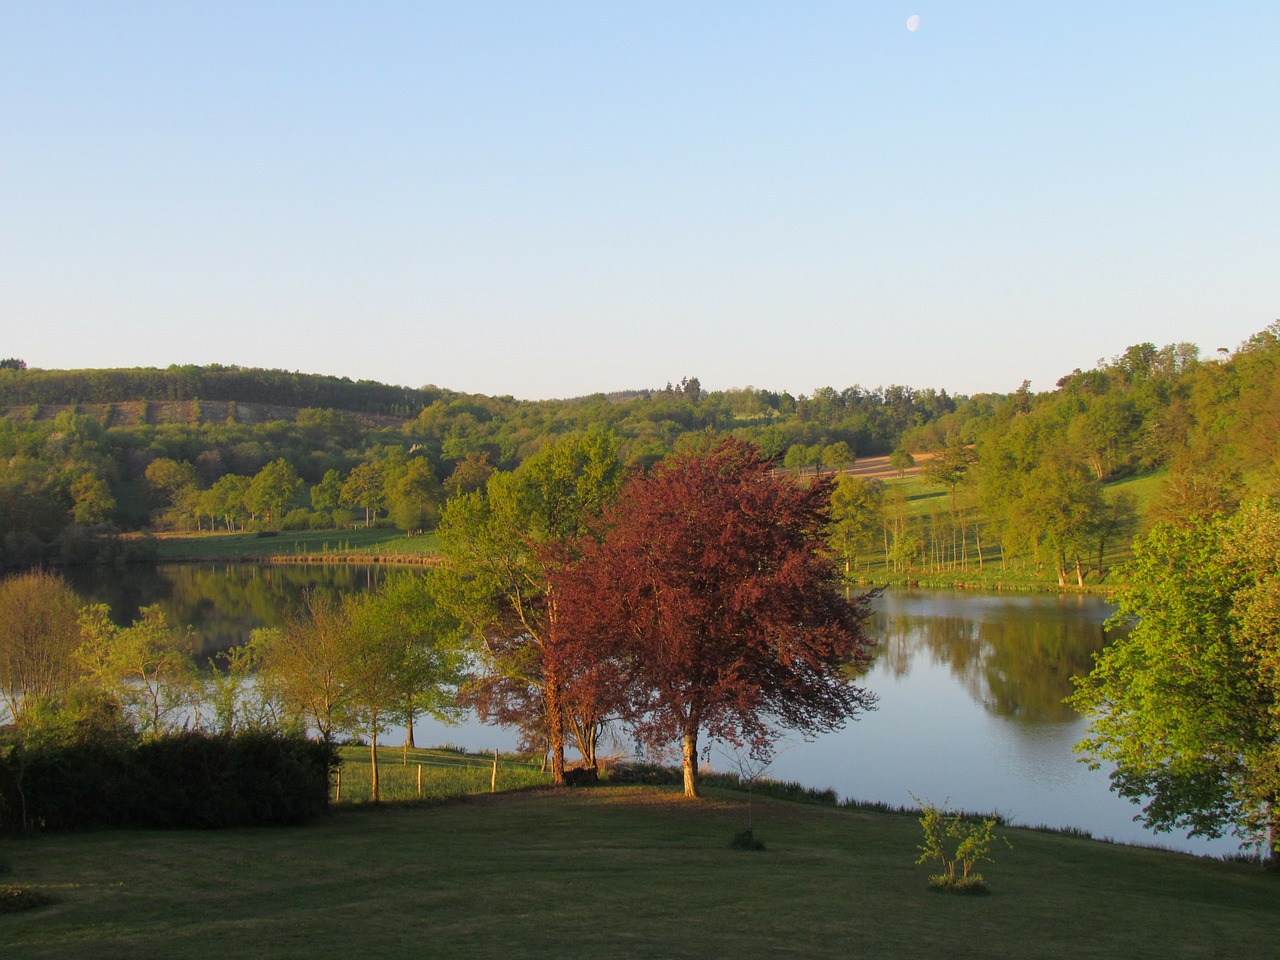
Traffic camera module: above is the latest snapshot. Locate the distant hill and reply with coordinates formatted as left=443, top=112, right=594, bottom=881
left=0, top=398, right=405, bottom=430
left=0, top=364, right=443, bottom=417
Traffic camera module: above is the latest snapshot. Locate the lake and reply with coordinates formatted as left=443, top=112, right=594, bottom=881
left=65, top=564, right=1243, bottom=857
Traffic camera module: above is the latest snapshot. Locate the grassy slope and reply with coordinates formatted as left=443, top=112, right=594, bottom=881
left=2, top=786, right=1275, bottom=960
left=153, top=528, right=440, bottom=562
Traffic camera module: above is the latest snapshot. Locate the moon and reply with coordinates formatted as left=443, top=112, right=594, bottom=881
left=906, top=14, right=920, bottom=32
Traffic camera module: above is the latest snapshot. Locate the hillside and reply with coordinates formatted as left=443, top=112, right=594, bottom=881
left=1, top=398, right=405, bottom=430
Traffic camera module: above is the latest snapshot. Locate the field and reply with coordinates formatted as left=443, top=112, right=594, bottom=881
left=153, top=527, right=441, bottom=563
left=330, top=744, right=550, bottom=804
left=2, top=781, right=1275, bottom=960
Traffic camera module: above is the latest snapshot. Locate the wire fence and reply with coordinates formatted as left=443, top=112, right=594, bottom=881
left=332, top=747, right=550, bottom=805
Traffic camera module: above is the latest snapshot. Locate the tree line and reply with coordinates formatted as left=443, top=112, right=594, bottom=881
left=1, top=436, right=876, bottom=806
left=3, top=321, right=1277, bottom=582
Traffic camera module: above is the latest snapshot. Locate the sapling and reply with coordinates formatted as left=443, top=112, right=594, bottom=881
left=912, top=795, right=1009, bottom=892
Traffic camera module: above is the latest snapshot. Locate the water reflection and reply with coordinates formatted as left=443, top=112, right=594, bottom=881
left=57, top=567, right=1233, bottom=853
left=63, top=563, right=388, bottom=656
left=871, top=591, right=1113, bottom=726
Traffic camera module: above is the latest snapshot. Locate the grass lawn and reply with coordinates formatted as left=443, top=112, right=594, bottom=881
left=2, top=785, right=1275, bottom=960
left=154, top=527, right=440, bottom=562
left=331, top=745, right=550, bottom=804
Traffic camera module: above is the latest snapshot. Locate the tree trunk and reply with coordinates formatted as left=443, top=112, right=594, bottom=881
left=370, top=731, right=380, bottom=803
left=681, top=723, right=700, bottom=799
left=545, top=669, right=566, bottom=786
left=1268, top=803, right=1280, bottom=870
left=404, top=707, right=416, bottom=750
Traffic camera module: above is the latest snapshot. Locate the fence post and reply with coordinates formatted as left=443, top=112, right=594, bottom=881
left=491, top=749, right=498, bottom=793
left=417, top=763, right=423, bottom=797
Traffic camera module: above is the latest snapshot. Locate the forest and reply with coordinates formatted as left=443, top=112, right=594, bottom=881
left=0, top=322, right=1276, bottom=585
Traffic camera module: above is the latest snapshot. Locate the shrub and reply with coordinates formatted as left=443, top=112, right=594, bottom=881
left=1, top=731, right=339, bottom=831
left=0, top=884, right=53, bottom=914
left=913, top=796, right=1008, bottom=893
left=282, top=508, right=312, bottom=531
left=729, top=828, right=766, bottom=851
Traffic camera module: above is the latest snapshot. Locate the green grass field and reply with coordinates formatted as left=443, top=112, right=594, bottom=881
left=331, top=744, right=550, bottom=804
left=1, top=783, right=1275, bottom=959
left=154, top=527, right=441, bottom=562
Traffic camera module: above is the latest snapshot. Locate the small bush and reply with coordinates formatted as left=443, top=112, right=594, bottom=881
left=914, top=796, right=1009, bottom=893
left=729, top=829, right=766, bottom=851
left=927, top=873, right=989, bottom=895
left=0, top=884, right=54, bottom=913
left=607, top=763, right=682, bottom=786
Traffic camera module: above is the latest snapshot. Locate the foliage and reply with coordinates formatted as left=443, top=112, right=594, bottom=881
left=553, top=437, right=877, bottom=797
left=1070, top=498, right=1280, bottom=856
left=4, top=324, right=1280, bottom=591
left=435, top=430, right=624, bottom=784
left=0, top=570, right=83, bottom=725
left=913, top=796, right=1007, bottom=892
left=341, top=571, right=468, bottom=800
left=75, top=604, right=197, bottom=739
left=0, top=730, right=337, bottom=830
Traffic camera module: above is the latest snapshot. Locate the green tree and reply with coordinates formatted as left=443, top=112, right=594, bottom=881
left=443, top=451, right=495, bottom=500
left=823, top=441, right=853, bottom=475
left=247, top=459, right=303, bottom=529
left=254, top=592, right=357, bottom=745
left=783, top=444, right=809, bottom=474
left=385, top=457, right=442, bottom=531
left=829, top=475, right=884, bottom=579
left=208, top=473, right=251, bottom=532
left=1015, top=455, right=1104, bottom=586
left=69, top=471, right=115, bottom=526
left=145, top=457, right=200, bottom=528
left=435, top=431, right=623, bottom=784
left=344, top=571, right=467, bottom=798
left=889, top=448, right=915, bottom=478
left=310, top=468, right=344, bottom=513
left=1070, top=499, right=1280, bottom=858
left=0, top=571, right=83, bottom=725
left=914, top=797, right=1007, bottom=891
left=341, top=460, right=387, bottom=527
left=922, top=437, right=976, bottom=513
left=75, top=604, right=197, bottom=739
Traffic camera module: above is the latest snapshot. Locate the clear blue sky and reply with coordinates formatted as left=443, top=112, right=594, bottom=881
left=3, top=2, right=1276, bottom=399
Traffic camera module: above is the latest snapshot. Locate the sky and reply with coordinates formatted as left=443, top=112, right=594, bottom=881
left=2, top=2, right=1277, bottom=401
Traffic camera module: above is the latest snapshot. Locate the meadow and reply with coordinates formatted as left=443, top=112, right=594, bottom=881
left=2, top=771, right=1276, bottom=959
left=153, top=527, right=441, bottom=563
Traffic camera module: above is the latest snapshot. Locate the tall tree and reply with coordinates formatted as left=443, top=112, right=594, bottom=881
left=385, top=457, right=442, bottom=531
left=246, top=458, right=303, bottom=529
left=349, top=571, right=466, bottom=765
left=341, top=460, right=387, bottom=527
left=1070, top=498, right=1280, bottom=858
left=436, top=430, right=623, bottom=783
left=254, top=591, right=357, bottom=745
left=553, top=437, right=877, bottom=798
left=829, top=475, right=884, bottom=580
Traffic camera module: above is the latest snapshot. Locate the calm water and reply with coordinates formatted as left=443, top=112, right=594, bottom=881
left=66, top=565, right=1243, bottom=857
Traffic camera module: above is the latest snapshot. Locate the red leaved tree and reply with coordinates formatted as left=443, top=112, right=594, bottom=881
left=553, top=437, right=878, bottom=798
